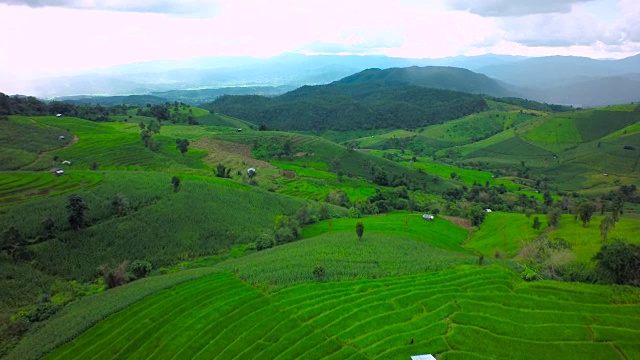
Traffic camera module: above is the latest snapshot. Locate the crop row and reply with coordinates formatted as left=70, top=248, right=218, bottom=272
left=0, top=171, right=103, bottom=205
left=34, top=264, right=640, bottom=360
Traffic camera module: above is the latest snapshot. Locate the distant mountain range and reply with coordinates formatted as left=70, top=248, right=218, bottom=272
left=3, top=53, right=639, bottom=108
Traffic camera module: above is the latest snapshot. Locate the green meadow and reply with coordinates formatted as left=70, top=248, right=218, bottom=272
left=465, top=212, right=546, bottom=257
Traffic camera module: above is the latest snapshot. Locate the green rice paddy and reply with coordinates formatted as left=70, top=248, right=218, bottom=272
left=41, top=265, right=640, bottom=360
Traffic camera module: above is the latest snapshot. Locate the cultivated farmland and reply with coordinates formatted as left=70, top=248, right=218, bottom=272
left=39, top=265, right=640, bottom=360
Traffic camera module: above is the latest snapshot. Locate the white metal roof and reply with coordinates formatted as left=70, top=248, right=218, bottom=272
left=411, top=355, right=436, bottom=360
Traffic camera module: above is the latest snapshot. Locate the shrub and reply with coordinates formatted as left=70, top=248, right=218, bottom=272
left=130, top=260, right=152, bottom=279
left=312, top=265, right=326, bottom=280
left=255, top=234, right=275, bottom=251
left=593, top=239, right=640, bottom=286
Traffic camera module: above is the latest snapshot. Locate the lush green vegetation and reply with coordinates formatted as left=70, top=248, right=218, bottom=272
left=205, top=82, right=489, bottom=131
left=301, top=212, right=471, bottom=254
left=2, top=91, right=640, bottom=359
left=38, top=265, right=640, bottom=360
left=466, top=212, right=546, bottom=257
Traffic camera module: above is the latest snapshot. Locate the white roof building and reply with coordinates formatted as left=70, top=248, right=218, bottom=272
left=411, top=355, right=437, bottom=360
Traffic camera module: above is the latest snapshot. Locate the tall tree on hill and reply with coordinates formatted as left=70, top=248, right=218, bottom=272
left=67, top=194, right=88, bottom=230
left=543, top=191, right=553, bottom=207
left=171, top=176, right=181, bottom=193
left=150, top=105, right=170, bottom=122
left=578, top=201, right=596, bottom=227
left=532, top=216, right=541, bottom=230
left=176, top=138, right=190, bottom=157
left=355, top=221, right=364, bottom=242
left=610, top=195, right=624, bottom=223
left=599, top=216, right=615, bottom=243
left=147, top=119, right=161, bottom=134
left=547, top=208, right=561, bottom=227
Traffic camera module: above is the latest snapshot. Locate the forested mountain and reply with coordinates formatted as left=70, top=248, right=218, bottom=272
left=205, top=77, right=489, bottom=131
left=336, top=66, right=514, bottom=97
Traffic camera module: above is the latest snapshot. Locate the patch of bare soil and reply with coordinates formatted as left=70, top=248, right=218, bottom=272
left=191, top=138, right=275, bottom=169
left=439, top=215, right=473, bottom=230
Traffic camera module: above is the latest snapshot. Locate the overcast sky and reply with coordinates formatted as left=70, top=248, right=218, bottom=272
left=0, top=0, right=638, bottom=78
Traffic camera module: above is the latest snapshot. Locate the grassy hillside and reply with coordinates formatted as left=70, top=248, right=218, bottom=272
left=426, top=105, right=640, bottom=192
left=301, top=212, right=472, bottom=254
left=209, top=130, right=456, bottom=194
left=466, top=212, right=546, bottom=257
left=0, top=117, right=73, bottom=170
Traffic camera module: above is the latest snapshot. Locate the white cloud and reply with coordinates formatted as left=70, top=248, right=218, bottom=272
left=0, top=0, right=220, bottom=16
left=449, top=0, right=594, bottom=17
left=0, top=0, right=638, bottom=81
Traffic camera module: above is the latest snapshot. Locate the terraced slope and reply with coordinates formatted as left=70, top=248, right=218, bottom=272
left=0, top=171, right=102, bottom=206
left=42, top=266, right=640, bottom=360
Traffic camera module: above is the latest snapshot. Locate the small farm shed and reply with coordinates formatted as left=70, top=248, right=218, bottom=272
left=422, top=214, right=434, bottom=221
left=485, top=208, right=492, bottom=213
left=247, top=167, right=256, bottom=177
left=411, top=355, right=436, bottom=360
left=56, top=113, right=62, bottom=117
left=62, top=160, right=72, bottom=165
left=51, top=168, right=64, bottom=176
left=58, top=135, right=66, bottom=140
left=236, top=128, right=243, bottom=132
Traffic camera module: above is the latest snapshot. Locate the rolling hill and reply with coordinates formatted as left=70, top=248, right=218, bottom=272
left=336, top=66, right=514, bottom=97
left=437, top=104, right=640, bottom=191
left=205, top=69, right=496, bottom=131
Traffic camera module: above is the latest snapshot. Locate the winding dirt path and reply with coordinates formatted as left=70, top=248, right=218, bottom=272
left=19, top=134, right=79, bottom=170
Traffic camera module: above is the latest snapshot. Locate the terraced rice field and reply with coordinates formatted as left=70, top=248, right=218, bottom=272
left=43, top=266, right=640, bottom=359
left=0, top=171, right=102, bottom=205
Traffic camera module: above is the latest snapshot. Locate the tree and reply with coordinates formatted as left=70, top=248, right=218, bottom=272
left=138, top=121, right=145, bottom=130
left=578, top=201, right=596, bottom=227
left=171, top=176, right=181, bottom=192
left=66, top=194, right=88, bottom=230
left=130, top=260, right=152, bottom=279
left=41, top=217, right=56, bottom=238
left=283, top=139, right=292, bottom=156
left=274, top=215, right=300, bottom=244
left=176, top=138, right=190, bottom=156
left=150, top=105, right=170, bottom=122
left=111, top=193, right=129, bottom=216
left=255, top=233, right=275, bottom=251
left=610, top=195, right=624, bottom=223
left=532, top=216, right=541, bottom=230
left=467, top=206, right=486, bottom=227
left=355, top=221, right=364, bottom=242
left=593, top=239, right=640, bottom=286
left=599, top=216, right=615, bottom=243
left=547, top=208, right=561, bottom=227
left=1, top=226, right=26, bottom=263
left=543, top=191, right=553, bottom=207
left=147, top=119, right=161, bottom=134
